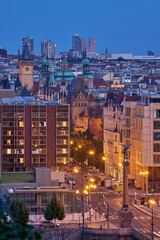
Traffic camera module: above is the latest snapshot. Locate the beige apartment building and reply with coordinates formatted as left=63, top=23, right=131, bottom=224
left=104, top=95, right=160, bottom=192
left=103, top=104, right=124, bottom=183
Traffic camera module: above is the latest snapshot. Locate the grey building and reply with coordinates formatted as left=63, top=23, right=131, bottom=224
left=72, top=34, right=81, bottom=55
left=41, top=40, right=56, bottom=58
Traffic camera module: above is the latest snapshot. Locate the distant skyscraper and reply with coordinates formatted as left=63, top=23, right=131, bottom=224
left=81, top=38, right=87, bottom=52
left=72, top=34, right=81, bottom=55
left=41, top=40, right=56, bottom=59
left=89, top=38, right=96, bottom=52
left=22, top=37, right=34, bottom=56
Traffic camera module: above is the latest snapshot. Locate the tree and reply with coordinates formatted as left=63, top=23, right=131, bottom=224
left=9, top=199, right=29, bottom=224
left=44, top=193, right=65, bottom=228
left=57, top=201, right=65, bottom=221
left=0, top=209, right=41, bottom=240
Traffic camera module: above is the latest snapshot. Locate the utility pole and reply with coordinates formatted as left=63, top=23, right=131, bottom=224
left=81, top=167, right=85, bottom=227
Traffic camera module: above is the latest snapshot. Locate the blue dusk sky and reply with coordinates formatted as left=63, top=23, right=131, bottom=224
left=0, top=0, right=160, bottom=55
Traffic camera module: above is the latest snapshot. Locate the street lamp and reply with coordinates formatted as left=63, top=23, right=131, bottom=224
left=140, top=171, right=149, bottom=195
left=150, top=199, right=155, bottom=239
left=89, top=150, right=95, bottom=169
left=74, top=167, right=85, bottom=227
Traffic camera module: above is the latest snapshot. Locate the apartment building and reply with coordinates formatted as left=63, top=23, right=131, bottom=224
left=0, top=100, right=70, bottom=172
left=103, top=104, right=124, bottom=182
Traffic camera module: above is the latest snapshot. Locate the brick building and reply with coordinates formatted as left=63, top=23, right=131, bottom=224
left=0, top=100, right=70, bottom=172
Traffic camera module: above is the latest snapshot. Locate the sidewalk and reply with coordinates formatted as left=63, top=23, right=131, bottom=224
left=131, top=203, right=160, bottom=218
left=29, top=209, right=108, bottom=225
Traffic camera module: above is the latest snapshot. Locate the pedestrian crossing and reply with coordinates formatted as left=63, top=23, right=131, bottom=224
left=90, top=192, right=109, bottom=195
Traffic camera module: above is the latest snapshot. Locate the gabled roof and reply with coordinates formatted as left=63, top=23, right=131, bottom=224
left=22, top=43, right=33, bottom=61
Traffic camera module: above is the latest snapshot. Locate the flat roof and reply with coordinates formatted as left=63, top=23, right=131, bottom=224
left=8, top=186, right=73, bottom=194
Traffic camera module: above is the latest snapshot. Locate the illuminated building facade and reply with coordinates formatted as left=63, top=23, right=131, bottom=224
left=0, top=101, right=70, bottom=172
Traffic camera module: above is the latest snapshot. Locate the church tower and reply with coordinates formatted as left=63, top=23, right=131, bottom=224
left=18, top=43, right=34, bottom=90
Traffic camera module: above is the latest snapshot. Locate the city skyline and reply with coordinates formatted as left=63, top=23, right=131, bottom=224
left=0, top=0, right=160, bottom=55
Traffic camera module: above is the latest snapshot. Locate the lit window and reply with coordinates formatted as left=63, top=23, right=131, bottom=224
left=19, top=158, right=24, bottom=163
left=18, top=121, right=24, bottom=127
left=7, top=149, right=11, bottom=154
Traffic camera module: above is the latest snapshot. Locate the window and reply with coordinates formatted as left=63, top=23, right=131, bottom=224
left=32, top=113, right=38, bottom=118
left=40, top=158, right=46, bottom=162
left=2, top=121, right=14, bottom=127
left=125, top=129, right=130, bottom=138
left=154, top=155, right=160, bottom=163
left=57, top=130, right=68, bottom=136
left=7, top=149, right=12, bottom=154
left=115, top=135, right=117, bottom=141
left=125, top=118, right=130, bottom=128
left=18, top=158, right=24, bottom=163
left=57, top=148, right=68, bottom=154
left=18, top=121, right=24, bottom=127
left=115, top=147, right=118, bottom=153
left=153, top=132, right=160, bottom=141
left=125, top=107, right=130, bottom=117
left=57, top=157, right=68, bottom=165
left=154, top=109, right=160, bottom=118
left=57, top=139, right=68, bottom=145
left=154, top=144, right=160, bottom=152
left=154, top=121, right=160, bottom=129
left=41, top=193, right=47, bottom=204
left=57, top=121, right=68, bottom=127
left=18, top=130, right=24, bottom=136
left=57, top=112, right=68, bottom=118
left=17, top=139, right=24, bottom=145
left=40, top=121, right=46, bottom=127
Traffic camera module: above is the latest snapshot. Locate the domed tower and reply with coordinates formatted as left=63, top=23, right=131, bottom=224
left=42, top=55, right=49, bottom=78
left=83, top=58, right=90, bottom=76
left=83, top=58, right=94, bottom=90
left=61, top=58, right=69, bottom=71
left=18, top=43, right=34, bottom=90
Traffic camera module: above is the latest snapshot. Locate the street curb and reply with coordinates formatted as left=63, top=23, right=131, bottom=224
left=131, top=203, right=151, bottom=217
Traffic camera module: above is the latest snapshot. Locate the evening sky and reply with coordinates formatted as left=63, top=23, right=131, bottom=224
left=0, top=0, right=160, bottom=55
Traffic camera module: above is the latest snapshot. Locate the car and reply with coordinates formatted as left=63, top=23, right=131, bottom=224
left=40, top=221, right=59, bottom=228
left=68, top=179, right=75, bottom=185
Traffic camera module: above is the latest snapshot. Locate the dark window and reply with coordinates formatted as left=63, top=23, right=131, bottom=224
left=154, top=132, right=160, bottom=141
left=154, top=121, right=160, bottom=129
left=154, top=144, right=160, bottom=152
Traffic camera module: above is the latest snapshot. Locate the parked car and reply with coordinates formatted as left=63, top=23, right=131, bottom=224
left=40, top=221, right=59, bottom=228
left=68, top=178, right=75, bottom=185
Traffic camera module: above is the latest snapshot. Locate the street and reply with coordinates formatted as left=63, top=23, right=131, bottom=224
left=68, top=169, right=160, bottom=240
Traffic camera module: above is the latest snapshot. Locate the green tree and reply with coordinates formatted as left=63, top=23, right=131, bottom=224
left=9, top=199, right=29, bottom=224
left=0, top=209, right=41, bottom=240
left=44, top=193, right=65, bottom=228
left=57, top=201, right=65, bottom=220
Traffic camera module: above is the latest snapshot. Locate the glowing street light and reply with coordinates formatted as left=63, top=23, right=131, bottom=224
left=76, top=190, right=80, bottom=194
left=70, top=141, right=73, bottom=145
left=150, top=199, right=155, bottom=239
left=140, top=171, right=149, bottom=195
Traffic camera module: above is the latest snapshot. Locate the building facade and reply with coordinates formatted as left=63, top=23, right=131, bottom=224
left=7, top=186, right=75, bottom=214
left=89, top=38, right=96, bottom=52
left=72, top=34, right=81, bottom=55
left=124, top=95, right=160, bottom=192
left=0, top=101, right=70, bottom=172
left=41, top=40, right=56, bottom=58
left=103, top=104, right=124, bottom=183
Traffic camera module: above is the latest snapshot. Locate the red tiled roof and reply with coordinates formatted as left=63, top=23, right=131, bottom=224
left=88, top=108, right=103, bottom=118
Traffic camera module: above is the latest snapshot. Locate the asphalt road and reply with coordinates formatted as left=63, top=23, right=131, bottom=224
left=68, top=171, right=160, bottom=239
